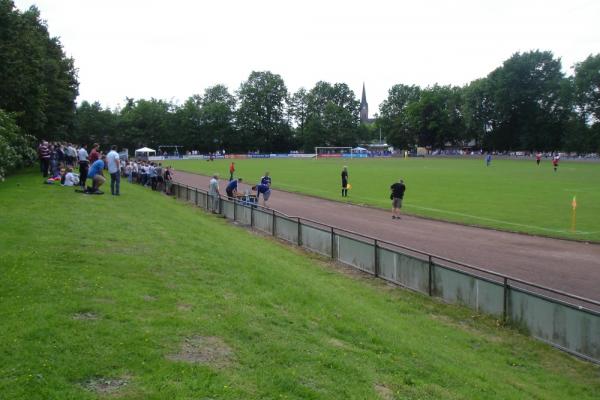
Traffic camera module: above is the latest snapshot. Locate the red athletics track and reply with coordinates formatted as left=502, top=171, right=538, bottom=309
left=173, top=170, right=600, bottom=304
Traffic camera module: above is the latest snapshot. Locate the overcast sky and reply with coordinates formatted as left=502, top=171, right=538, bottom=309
left=13, top=0, right=600, bottom=115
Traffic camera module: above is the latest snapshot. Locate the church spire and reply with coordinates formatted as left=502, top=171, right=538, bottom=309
left=361, top=82, right=367, bottom=106
left=360, top=82, right=369, bottom=123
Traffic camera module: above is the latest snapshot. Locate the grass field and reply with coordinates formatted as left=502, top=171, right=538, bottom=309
left=169, top=157, right=600, bottom=242
left=1, top=171, right=599, bottom=399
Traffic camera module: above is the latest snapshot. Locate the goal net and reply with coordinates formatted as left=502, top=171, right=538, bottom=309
left=314, top=147, right=353, bottom=159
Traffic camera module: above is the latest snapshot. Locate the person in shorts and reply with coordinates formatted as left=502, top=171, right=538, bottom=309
left=87, top=155, right=106, bottom=193
left=390, top=179, right=406, bottom=219
left=253, top=183, right=272, bottom=208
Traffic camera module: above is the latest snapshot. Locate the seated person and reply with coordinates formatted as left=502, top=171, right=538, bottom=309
left=87, top=155, right=106, bottom=193
left=225, top=177, right=242, bottom=199
left=252, top=183, right=272, bottom=207
left=63, top=167, right=80, bottom=186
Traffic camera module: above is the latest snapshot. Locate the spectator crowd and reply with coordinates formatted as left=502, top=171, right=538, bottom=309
left=37, top=140, right=174, bottom=196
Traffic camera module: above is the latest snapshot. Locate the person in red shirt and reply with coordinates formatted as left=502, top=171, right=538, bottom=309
left=229, top=162, right=235, bottom=181
left=89, top=143, right=100, bottom=164
left=552, top=155, right=559, bottom=172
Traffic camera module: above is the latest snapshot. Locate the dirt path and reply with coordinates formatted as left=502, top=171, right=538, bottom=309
left=173, top=170, right=600, bottom=303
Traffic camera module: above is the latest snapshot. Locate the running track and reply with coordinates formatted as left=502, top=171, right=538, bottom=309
left=173, top=170, right=600, bottom=303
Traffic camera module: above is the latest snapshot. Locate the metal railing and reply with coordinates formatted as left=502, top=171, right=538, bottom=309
left=170, top=182, right=600, bottom=364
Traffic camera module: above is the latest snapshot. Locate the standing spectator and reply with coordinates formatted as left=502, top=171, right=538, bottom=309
left=78, top=144, right=89, bottom=188
left=38, top=141, right=51, bottom=177
left=390, top=179, right=406, bottom=220
left=208, top=174, right=221, bottom=213
left=341, top=166, right=349, bottom=197
left=229, top=162, right=235, bottom=181
left=87, top=154, right=106, bottom=193
left=125, top=162, right=133, bottom=183
left=106, top=145, right=121, bottom=196
left=66, top=143, right=77, bottom=167
left=226, top=177, right=242, bottom=199
left=260, top=171, right=272, bottom=187
left=89, top=143, right=100, bottom=164
left=164, top=166, right=174, bottom=195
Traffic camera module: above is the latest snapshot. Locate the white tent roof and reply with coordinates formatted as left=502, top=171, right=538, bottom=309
left=135, top=147, right=156, bottom=153
left=353, top=146, right=367, bottom=151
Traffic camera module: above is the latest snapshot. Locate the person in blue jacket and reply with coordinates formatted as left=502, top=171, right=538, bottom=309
left=253, top=183, right=272, bottom=208
left=226, top=177, right=242, bottom=199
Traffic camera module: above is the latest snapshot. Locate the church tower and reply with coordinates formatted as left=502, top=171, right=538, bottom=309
left=359, top=82, right=369, bottom=123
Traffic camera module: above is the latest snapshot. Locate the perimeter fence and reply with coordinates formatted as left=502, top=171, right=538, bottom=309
left=170, top=182, right=600, bottom=364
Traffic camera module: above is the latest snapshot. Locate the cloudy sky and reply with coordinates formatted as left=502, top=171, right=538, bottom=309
left=13, top=0, right=600, bottom=115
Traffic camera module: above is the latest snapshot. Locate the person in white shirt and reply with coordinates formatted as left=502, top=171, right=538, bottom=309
left=77, top=145, right=89, bottom=188
left=106, top=145, right=121, bottom=196
left=63, top=167, right=79, bottom=186
left=208, top=174, right=221, bottom=213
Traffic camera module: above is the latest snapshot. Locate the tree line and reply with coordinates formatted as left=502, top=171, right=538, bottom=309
left=1, top=0, right=599, bottom=180
left=73, top=51, right=600, bottom=155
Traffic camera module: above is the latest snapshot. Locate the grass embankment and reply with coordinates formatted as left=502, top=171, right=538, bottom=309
left=170, top=157, right=600, bottom=242
left=0, top=171, right=599, bottom=399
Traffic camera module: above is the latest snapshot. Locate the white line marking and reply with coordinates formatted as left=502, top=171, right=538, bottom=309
left=263, top=183, right=597, bottom=236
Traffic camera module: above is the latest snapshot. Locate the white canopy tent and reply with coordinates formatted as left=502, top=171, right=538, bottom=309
left=134, top=147, right=156, bottom=158
left=352, top=146, right=367, bottom=152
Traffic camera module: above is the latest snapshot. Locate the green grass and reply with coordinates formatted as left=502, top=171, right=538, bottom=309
left=169, top=157, right=600, bottom=242
left=1, top=171, right=599, bottom=399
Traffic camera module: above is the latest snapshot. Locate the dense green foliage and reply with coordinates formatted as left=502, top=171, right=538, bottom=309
left=0, top=0, right=78, bottom=140
left=0, top=109, right=36, bottom=179
left=170, top=157, right=600, bottom=242
left=1, top=171, right=599, bottom=399
left=69, top=52, right=600, bottom=154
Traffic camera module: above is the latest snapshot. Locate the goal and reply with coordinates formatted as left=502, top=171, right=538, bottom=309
left=314, top=147, right=353, bottom=159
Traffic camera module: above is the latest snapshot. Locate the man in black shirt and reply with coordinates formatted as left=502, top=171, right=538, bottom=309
left=390, top=179, right=406, bottom=219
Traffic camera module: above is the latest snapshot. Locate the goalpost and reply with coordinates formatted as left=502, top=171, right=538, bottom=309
left=314, top=147, right=353, bottom=159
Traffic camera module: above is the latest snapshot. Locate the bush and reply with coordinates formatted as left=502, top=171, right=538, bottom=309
left=0, top=109, right=36, bottom=180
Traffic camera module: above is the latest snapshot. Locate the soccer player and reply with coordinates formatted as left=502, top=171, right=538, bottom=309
left=552, top=155, right=560, bottom=172
left=536, top=152, right=542, bottom=166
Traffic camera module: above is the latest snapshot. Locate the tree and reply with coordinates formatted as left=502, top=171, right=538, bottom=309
left=302, top=81, right=360, bottom=151
left=378, top=84, right=421, bottom=149
left=199, top=85, right=236, bottom=152
left=404, top=85, right=464, bottom=149
left=236, top=71, right=290, bottom=152
left=573, top=53, right=600, bottom=124
left=0, top=108, right=36, bottom=179
left=118, top=98, right=176, bottom=150
left=72, top=101, right=119, bottom=148
left=0, top=1, right=78, bottom=139
left=485, top=51, right=568, bottom=151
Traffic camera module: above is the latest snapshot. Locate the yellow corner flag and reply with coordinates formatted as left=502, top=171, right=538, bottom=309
left=571, top=195, right=577, bottom=232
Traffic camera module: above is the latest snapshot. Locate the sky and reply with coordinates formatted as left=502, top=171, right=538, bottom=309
left=13, top=0, right=600, bottom=116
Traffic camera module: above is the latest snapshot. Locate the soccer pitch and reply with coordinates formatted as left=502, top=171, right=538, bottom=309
left=169, top=157, right=600, bottom=242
